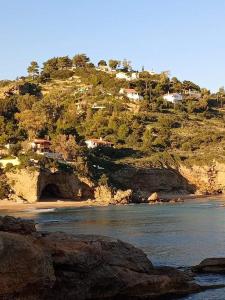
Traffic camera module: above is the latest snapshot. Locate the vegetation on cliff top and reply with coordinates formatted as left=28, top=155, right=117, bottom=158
left=1, top=53, right=225, bottom=179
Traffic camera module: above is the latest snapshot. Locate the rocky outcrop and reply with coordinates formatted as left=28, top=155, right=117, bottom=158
left=148, top=192, right=160, bottom=202
left=193, top=258, right=225, bottom=274
left=6, top=169, right=93, bottom=203
left=94, top=185, right=132, bottom=205
left=111, top=166, right=194, bottom=199
left=179, top=162, right=225, bottom=194
left=0, top=216, right=201, bottom=300
left=0, top=216, right=36, bottom=234
left=111, top=161, right=225, bottom=198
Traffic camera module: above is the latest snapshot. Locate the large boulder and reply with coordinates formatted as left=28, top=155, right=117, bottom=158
left=40, top=233, right=199, bottom=300
left=94, top=186, right=133, bottom=205
left=0, top=216, right=201, bottom=299
left=112, top=189, right=133, bottom=204
left=193, top=258, right=225, bottom=274
left=148, top=192, right=160, bottom=202
left=0, top=232, right=55, bottom=299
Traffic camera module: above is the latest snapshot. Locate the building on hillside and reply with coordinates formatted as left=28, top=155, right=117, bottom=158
left=96, top=65, right=116, bottom=73
left=31, top=139, right=51, bottom=154
left=163, top=93, right=183, bottom=103
left=92, top=103, right=106, bottom=110
left=85, top=138, right=114, bottom=149
left=182, top=89, right=201, bottom=99
left=119, top=88, right=143, bottom=101
left=116, top=72, right=139, bottom=81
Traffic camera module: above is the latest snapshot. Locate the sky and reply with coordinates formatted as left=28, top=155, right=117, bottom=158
left=0, top=0, right=225, bottom=91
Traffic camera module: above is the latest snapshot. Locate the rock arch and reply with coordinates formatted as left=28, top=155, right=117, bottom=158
left=6, top=169, right=94, bottom=203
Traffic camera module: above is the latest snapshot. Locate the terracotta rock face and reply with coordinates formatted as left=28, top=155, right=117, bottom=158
left=0, top=216, right=201, bottom=300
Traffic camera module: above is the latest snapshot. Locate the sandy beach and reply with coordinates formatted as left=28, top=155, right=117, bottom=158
left=0, top=194, right=224, bottom=212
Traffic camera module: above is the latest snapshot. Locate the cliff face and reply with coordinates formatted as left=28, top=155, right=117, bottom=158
left=111, top=162, right=225, bottom=197
left=111, top=166, right=195, bottom=198
left=6, top=169, right=93, bottom=203
left=6, top=161, right=225, bottom=204
left=179, top=162, right=225, bottom=194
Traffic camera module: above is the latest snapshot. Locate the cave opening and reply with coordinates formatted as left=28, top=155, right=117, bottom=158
left=39, top=184, right=62, bottom=201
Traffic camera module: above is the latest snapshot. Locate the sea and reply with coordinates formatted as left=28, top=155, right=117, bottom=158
left=1, top=197, right=225, bottom=299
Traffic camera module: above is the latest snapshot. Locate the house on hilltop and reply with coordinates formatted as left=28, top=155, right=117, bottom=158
left=119, top=88, right=143, bottom=101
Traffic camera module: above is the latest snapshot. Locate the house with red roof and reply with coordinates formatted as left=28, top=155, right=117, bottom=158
left=31, top=139, right=51, bottom=154
left=119, top=88, right=143, bottom=101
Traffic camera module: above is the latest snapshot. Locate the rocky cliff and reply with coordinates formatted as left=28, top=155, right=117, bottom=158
left=6, top=169, right=93, bottom=203
left=179, top=161, right=225, bottom=194
left=111, top=165, right=195, bottom=199
left=111, top=161, right=225, bottom=198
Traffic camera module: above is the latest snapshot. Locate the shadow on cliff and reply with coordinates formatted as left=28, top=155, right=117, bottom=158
left=110, top=165, right=197, bottom=198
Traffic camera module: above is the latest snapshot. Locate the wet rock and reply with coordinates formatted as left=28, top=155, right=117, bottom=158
left=0, top=216, right=36, bottom=234
left=193, top=258, right=225, bottom=274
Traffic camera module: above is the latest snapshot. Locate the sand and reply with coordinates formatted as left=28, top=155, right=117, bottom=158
left=0, top=194, right=223, bottom=213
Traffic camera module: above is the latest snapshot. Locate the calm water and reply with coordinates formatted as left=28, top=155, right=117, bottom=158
left=1, top=197, right=225, bottom=299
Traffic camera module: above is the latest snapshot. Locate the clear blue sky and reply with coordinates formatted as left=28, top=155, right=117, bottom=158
left=0, top=0, right=225, bottom=91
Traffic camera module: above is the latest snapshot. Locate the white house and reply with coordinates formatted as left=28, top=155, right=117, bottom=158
left=119, top=88, right=143, bottom=101
left=116, top=72, right=139, bottom=81
left=163, top=93, right=183, bottom=103
left=85, top=138, right=114, bottom=149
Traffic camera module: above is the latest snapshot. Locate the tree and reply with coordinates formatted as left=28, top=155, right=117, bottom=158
left=57, top=56, right=72, bottom=69
left=17, top=94, right=38, bottom=111
left=98, top=60, right=107, bottom=66
left=117, top=124, right=129, bottom=141
left=15, top=109, right=46, bottom=139
left=122, top=59, right=132, bottom=72
left=142, top=128, right=153, bottom=150
left=51, top=134, right=80, bottom=161
left=43, top=57, right=59, bottom=73
left=27, top=61, right=39, bottom=78
left=72, top=54, right=90, bottom=68
left=108, top=59, right=120, bottom=70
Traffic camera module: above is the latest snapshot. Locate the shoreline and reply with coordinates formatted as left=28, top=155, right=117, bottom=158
left=0, top=194, right=224, bottom=212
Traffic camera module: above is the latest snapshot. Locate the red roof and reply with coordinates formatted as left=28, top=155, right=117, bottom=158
left=34, top=139, right=51, bottom=144
left=124, top=88, right=137, bottom=93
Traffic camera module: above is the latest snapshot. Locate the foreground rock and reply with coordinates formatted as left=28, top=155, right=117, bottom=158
left=0, top=216, right=202, bottom=299
left=193, top=258, right=225, bottom=274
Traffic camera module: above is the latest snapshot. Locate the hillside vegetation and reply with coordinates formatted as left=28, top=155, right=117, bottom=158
left=1, top=53, right=225, bottom=176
